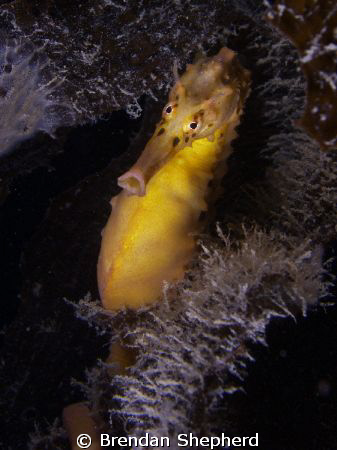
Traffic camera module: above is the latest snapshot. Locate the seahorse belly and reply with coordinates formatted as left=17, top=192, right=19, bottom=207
left=98, top=129, right=227, bottom=310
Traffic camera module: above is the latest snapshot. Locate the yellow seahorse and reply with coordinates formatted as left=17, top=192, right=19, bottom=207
left=63, top=48, right=250, bottom=449
left=98, top=47, right=250, bottom=311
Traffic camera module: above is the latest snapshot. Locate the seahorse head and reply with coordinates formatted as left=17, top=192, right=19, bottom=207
left=118, top=47, right=250, bottom=196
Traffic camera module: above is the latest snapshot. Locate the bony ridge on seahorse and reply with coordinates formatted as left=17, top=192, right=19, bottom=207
left=97, top=47, right=251, bottom=311
left=63, top=48, right=250, bottom=449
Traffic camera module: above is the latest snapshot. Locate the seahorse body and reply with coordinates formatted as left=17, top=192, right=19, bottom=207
left=98, top=48, right=250, bottom=310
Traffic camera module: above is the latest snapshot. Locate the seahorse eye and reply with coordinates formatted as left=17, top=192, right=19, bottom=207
left=189, top=122, right=198, bottom=129
left=165, top=105, right=173, bottom=114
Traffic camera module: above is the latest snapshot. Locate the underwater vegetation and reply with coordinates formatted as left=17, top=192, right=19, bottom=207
left=266, top=0, right=337, bottom=149
left=0, top=0, right=336, bottom=449
left=66, top=227, right=324, bottom=449
left=0, top=38, right=75, bottom=154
